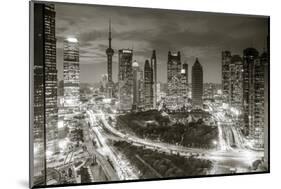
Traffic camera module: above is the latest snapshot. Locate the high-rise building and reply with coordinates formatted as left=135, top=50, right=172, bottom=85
left=229, top=55, right=243, bottom=107
left=151, top=50, right=157, bottom=108
left=63, top=37, right=80, bottom=111
left=264, top=35, right=269, bottom=164
left=229, top=55, right=244, bottom=127
left=181, top=62, right=188, bottom=97
left=32, top=3, right=58, bottom=185
left=167, top=51, right=182, bottom=96
left=243, top=48, right=265, bottom=145
left=132, top=61, right=144, bottom=111
left=118, top=49, right=133, bottom=111
left=222, top=51, right=231, bottom=103
left=106, top=19, right=114, bottom=98
left=203, top=83, right=215, bottom=100
left=144, top=60, right=153, bottom=110
left=255, top=51, right=267, bottom=146
left=192, top=58, right=203, bottom=109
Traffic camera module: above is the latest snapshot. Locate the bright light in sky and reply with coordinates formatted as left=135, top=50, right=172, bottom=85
left=66, top=37, right=78, bottom=43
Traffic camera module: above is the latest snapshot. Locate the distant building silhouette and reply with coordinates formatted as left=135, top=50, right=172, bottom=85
left=192, top=58, right=203, bottom=109
left=144, top=60, right=153, bottom=110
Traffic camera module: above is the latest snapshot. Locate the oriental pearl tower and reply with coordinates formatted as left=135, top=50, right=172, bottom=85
left=106, top=19, right=114, bottom=97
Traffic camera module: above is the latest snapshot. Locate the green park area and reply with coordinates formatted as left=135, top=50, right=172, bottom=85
left=117, top=110, right=218, bottom=149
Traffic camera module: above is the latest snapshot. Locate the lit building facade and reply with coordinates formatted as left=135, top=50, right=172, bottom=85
left=243, top=48, right=265, bottom=146
left=167, top=51, right=182, bottom=96
left=181, top=62, right=188, bottom=97
left=229, top=55, right=244, bottom=125
left=132, top=61, right=144, bottom=111
left=192, top=58, right=203, bottom=109
left=254, top=51, right=267, bottom=146
left=229, top=55, right=243, bottom=108
left=44, top=4, right=59, bottom=156
left=144, top=60, right=153, bottom=110
left=222, top=51, right=231, bottom=103
left=264, top=35, right=269, bottom=163
left=63, top=37, right=80, bottom=111
left=118, top=49, right=133, bottom=111
left=203, top=83, right=215, bottom=100
left=33, top=3, right=58, bottom=185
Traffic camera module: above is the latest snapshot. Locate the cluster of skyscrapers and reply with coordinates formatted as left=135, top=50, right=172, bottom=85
left=165, top=51, right=203, bottom=110
left=109, top=31, right=204, bottom=112
left=116, top=49, right=157, bottom=112
left=221, top=47, right=268, bottom=146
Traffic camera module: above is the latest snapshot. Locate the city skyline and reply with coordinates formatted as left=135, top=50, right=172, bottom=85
left=31, top=2, right=269, bottom=187
left=55, top=3, right=268, bottom=84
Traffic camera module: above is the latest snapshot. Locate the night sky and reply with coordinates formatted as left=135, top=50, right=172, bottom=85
left=55, top=2, right=268, bottom=84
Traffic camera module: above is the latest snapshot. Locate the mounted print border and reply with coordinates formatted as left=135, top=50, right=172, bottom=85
left=29, top=0, right=270, bottom=188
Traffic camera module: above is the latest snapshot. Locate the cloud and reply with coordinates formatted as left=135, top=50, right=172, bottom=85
left=54, top=2, right=268, bottom=83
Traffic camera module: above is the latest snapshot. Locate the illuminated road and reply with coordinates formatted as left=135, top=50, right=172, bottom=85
left=93, top=108, right=262, bottom=166
left=86, top=110, right=138, bottom=180
left=207, top=102, right=246, bottom=149
left=84, top=99, right=264, bottom=175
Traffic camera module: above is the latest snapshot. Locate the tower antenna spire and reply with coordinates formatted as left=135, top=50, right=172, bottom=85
left=109, top=18, right=112, bottom=48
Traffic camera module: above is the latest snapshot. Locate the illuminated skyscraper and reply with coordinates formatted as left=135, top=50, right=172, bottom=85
left=151, top=50, right=157, bottom=108
left=63, top=37, right=80, bottom=111
left=144, top=60, right=153, bottom=110
left=222, top=51, right=231, bottom=103
left=229, top=55, right=243, bottom=108
left=243, top=48, right=265, bottom=145
left=192, top=58, right=203, bottom=109
left=32, top=3, right=58, bottom=185
left=118, top=49, right=133, bottom=111
left=229, top=55, right=244, bottom=127
left=167, top=51, right=182, bottom=96
left=132, top=61, right=144, bottom=111
left=181, top=62, right=188, bottom=97
left=264, top=35, right=269, bottom=164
